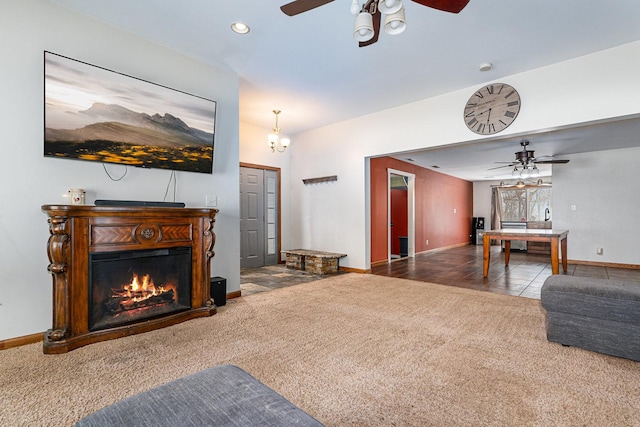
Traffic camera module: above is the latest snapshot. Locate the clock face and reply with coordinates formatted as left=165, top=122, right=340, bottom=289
left=464, top=83, right=521, bottom=135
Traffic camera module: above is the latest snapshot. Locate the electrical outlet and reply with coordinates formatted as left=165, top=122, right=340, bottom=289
left=596, top=247, right=604, bottom=255
left=205, top=195, right=217, bottom=207
left=453, top=208, right=457, bottom=214
left=571, top=205, right=577, bottom=211
left=426, top=240, right=429, bottom=245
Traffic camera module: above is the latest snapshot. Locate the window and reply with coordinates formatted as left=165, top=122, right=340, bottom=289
left=499, top=186, right=551, bottom=222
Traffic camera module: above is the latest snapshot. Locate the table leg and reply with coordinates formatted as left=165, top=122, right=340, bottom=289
left=504, top=240, right=511, bottom=266
left=561, top=236, right=568, bottom=272
left=550, top=237, right=559, bottom=274
left=483, top=233, right=490, bottom=277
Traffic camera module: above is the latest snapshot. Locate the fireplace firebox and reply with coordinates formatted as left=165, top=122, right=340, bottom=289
left=89, top=247, right=192, bottom=331
left=42, top=205, right=218, bottom=354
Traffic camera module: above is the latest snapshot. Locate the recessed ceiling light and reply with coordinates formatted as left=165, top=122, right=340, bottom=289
left=231, top=22, right=250, bottom=34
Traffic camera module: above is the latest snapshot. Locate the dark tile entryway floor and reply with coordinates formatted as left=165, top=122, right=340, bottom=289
left=241, top=245, right=640, bottom=300
left=240, top=264, right=340, bottom=296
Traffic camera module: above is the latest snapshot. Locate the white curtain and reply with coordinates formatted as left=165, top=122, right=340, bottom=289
left=490, top=188, right=503, bottom=245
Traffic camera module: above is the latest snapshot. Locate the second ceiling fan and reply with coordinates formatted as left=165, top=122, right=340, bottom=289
left=280, top=0, right=471, bottom=47
left=489, top=140, right=570, bottom=178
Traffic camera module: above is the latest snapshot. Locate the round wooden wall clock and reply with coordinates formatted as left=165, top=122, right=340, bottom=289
left=464, top=83, right=521, bottom=135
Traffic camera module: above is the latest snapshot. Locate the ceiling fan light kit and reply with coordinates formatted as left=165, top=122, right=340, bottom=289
left=379, top=0, right=402, bottom=14
left=383, top=6, right=407, bottom=35
left=350, top=0, right=361, bottom=14
left=510, top=166, right=539, bottom=179
left=353, top=0, right=407, bottom=42
left=354, top=10, right=375, bottom=41
left=281, top=0, right=470, bottom=47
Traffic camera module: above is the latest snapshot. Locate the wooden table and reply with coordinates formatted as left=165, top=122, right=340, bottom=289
left=483, top=229, right=569, bottom=277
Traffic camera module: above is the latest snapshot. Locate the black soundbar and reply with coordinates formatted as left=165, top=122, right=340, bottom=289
left=95, top=200, right=186, bottom=208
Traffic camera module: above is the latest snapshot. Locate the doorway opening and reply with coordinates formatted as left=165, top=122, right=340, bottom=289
left=388, top=169, right=415, bottom=262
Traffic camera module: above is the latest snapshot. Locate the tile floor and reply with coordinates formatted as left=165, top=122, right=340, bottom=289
left=241, top=245, right=640, bottom=300
left=240, top=264, right=342, bottom=296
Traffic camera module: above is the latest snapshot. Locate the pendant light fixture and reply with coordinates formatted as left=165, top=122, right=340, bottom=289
left=267, top=110, right=291, bottom=153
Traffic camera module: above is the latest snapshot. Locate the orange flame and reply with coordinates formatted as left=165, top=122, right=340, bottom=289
left=113, top=273, right=175, bottom=302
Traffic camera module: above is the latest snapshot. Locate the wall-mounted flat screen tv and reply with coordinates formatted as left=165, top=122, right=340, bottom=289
left=44, top=51, right=216, bottom=174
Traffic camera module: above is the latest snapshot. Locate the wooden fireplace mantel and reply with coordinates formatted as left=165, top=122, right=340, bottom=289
left=41, top=205, right=219, bottom=354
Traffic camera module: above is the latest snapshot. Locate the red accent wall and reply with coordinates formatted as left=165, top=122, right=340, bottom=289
left=370, top=157, right=473, bottom=264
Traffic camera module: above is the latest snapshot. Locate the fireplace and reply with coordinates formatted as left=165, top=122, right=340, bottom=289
left=89, top=247, right=192, bottom=331
left=42, top=205, right=218, bottom=354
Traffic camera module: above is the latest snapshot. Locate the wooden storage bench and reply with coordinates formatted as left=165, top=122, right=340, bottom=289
left=282, top=249, right=347, bottom=275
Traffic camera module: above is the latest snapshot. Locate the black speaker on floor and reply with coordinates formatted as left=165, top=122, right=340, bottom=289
left=471, top=217, right=485, bottom=244
left=210, top=276, right=226, bottom=306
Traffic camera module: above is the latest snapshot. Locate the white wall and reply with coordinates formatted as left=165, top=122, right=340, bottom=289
left=553, top=147, right=640, bottom=265
left=289, top=41, right=640, bottom=271
left=0, top=0, right=240, bottom=341
left=288, top=123, right=371, bottom=268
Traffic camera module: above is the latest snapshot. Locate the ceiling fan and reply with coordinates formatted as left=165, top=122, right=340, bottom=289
left=489, top=140, right=569, bottom=178
left=280, top=0, right=470, bottom=47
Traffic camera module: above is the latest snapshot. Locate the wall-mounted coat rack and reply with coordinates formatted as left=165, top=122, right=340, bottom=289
left=302, top=175, right=337, bottom=185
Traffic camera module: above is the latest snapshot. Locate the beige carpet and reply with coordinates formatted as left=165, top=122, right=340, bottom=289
left=1, top=274, right=638, bottom=426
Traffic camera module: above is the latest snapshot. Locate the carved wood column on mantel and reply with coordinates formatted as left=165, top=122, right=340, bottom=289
left=41, top=205, right=219, bottom=354
left=45, top=213, right=72, bottom=343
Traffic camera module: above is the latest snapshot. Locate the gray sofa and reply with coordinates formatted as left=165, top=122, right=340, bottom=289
left=75, top=365, right=324, bottom=426
left=541, top=275, right=640, bottom=362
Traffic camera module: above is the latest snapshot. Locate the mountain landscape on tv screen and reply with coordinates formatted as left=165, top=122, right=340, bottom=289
left=45, top=103, right=214, bottom=173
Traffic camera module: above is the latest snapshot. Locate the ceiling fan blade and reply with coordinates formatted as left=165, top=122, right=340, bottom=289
left=281, top=0, right=334, bottom=16
left=534, top=159, right=570, bottom=164
left=359, top=5, right=381, bottom=47
left=487, top=163, right=518, bottom=171
left=411, top=0, right=471, bottom=13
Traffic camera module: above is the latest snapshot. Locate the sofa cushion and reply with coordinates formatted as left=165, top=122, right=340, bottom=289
left=75, top=365, right=324, bottom=427
left=541, top=275, right=640, bottom=324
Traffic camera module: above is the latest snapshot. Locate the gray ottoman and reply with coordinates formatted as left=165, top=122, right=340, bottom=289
left=541, top=275, right=640, bottom=361
left=75, top=365, right=324, bottom=426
